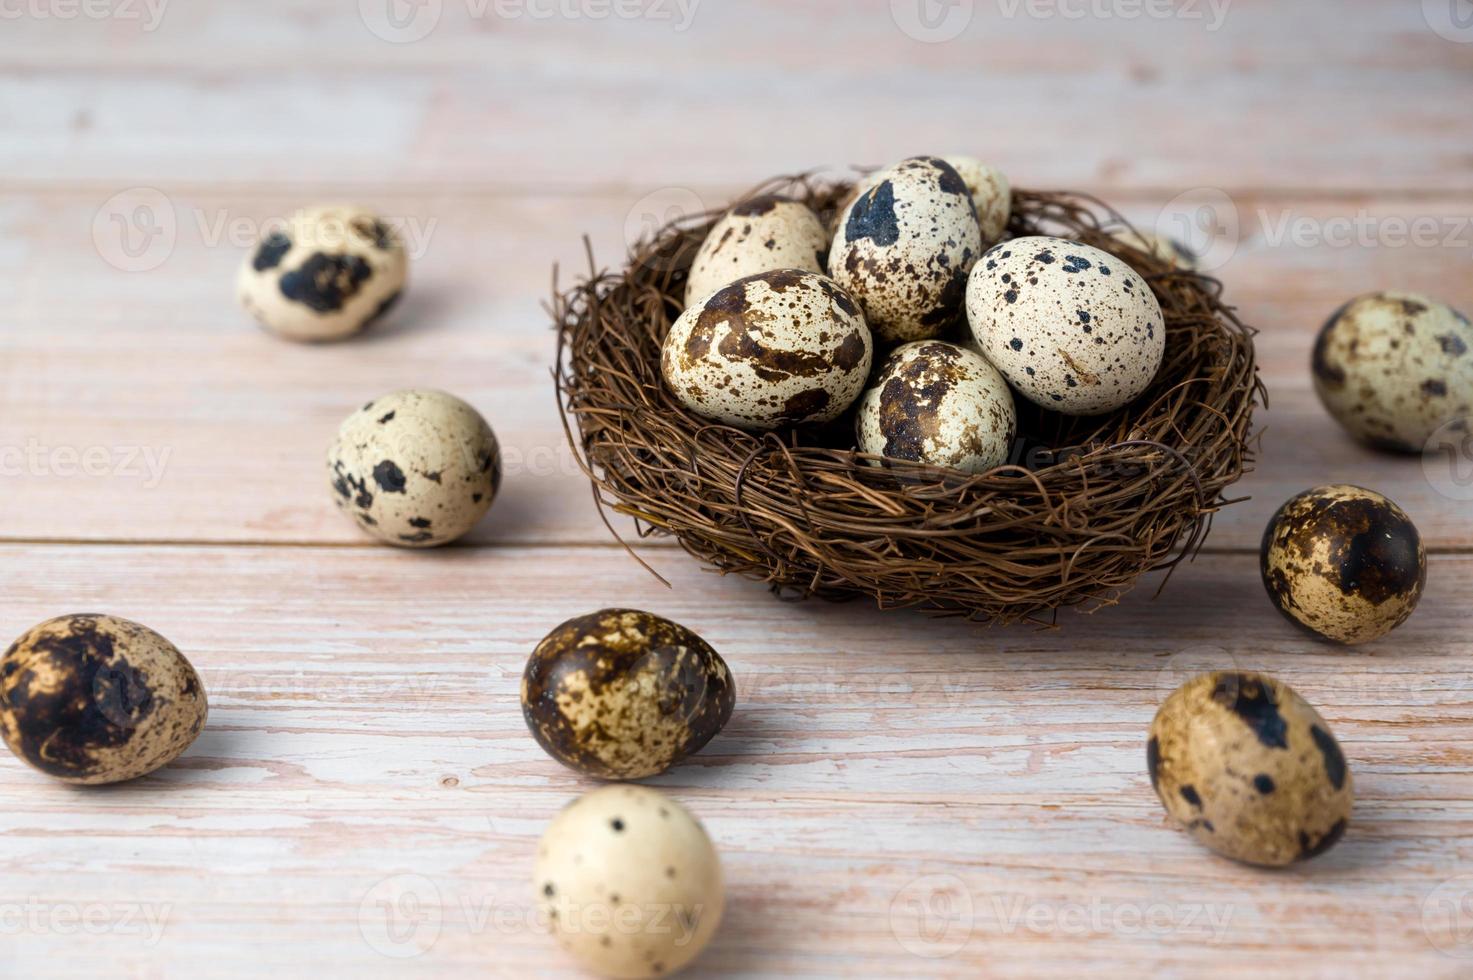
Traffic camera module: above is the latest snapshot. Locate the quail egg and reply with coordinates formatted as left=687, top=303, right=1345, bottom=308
left=1109, top=228, right=1199, bottom=271
left=1150, top=671, right=1352, bottom=867
left=856, top=340, right=1016, bottom=474
left=1260, top=484, right=1425, bottom=645
left=684, top=196, right=828, bottom=306
left=0, top=614, right=207, bottom=784
left=942, top=155, right=1011, bottom=245
left=828, top=156, right=982, bottom=344
left=536, top=785, right=724, bottom=978
left=238, top=205, right=407, bottom=342
left=661, top=268, right=873, bottom=430
left=1312, top=291, right=1473, bottom=453
left=328, top=389, right=501, bottom=547
left=522, top=609, right=735, bottom=781
left=967, top=236, right=1165, bottom=415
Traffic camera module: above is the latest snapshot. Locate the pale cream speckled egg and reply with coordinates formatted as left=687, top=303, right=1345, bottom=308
left=536, top=785, right=724, bottom=978
left=967, top=236, right=1165, bottom=416
left=1312, top=291, right=1473, bottom=453
left=942, top=156, right=1011, bottom=245
left=828, top=156, right=982, bottom=345
left=1150, top=671, right=1352, bottom=867
left=661, top=269, right=873, bottom=431
left=1, top=614, right=207, bottom=785
left=237, top=205, right=406, bottom=342
left=1109, top=228, right=1199, bottom=271
left=327, top=389, right=500, bottom=547
left=1260, top=484, right=1425, bottom=645
left=856, top=341, right=1016, bottom=474
left=684, top=196, right=828, bottom=306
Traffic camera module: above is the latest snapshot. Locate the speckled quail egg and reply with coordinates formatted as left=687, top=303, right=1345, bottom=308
left=1109, top=228, right=1199, bottom=271
left=1149, top=671, right=1352, bottom=867
left=0, top=615, right=207, bottom=784
left=327, top=389, right=500, bottom=547
left=1260, top=484, right=1425, bottom=645
left=522, top=610, right=735, bottom=781
left=684, top=196, right=828, bottom=306
left=856, top=340, right=1016, bottom=474
left=238, top=204, right=406, bottom=343
left=967, top=236, right=1165, bottom=415
left=662, top=268, right=873, bottom=430
left=1312, top=291, right=1473, bottom=453
left=828, top=156, right=982, bottom=344
left=942, top=156, right=1011, bottom=245
left=536, top=785, right=724, bottom=978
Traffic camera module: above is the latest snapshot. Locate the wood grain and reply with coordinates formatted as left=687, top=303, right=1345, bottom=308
left=1, top=2, right=1471, bottom=976
left=1, top=545, right=1470, bottom=978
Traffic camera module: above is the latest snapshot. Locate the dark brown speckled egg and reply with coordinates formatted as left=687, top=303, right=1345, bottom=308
left=1261, top=484, right=1425, bottom=645
left=0, top=614, right=208, bottom=784
left=1150, top=671, right=1352, bottom=867
left=522, top=610, right=735, bottom=780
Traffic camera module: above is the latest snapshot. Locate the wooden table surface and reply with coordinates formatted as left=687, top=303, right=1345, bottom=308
left=2, top=3, right=1471, bottom=977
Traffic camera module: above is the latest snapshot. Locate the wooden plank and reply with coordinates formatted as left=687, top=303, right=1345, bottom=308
left=0, top=1, right=1470, bottom=192
left=1, top=545, right=1469, bottom=977
left=1, top=189, right=1469, bottom=550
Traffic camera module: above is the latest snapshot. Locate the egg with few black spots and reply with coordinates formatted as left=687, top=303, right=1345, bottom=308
left=684, top=196, right=828, bottom=306
left=522, top=609, right=735, bottom=781
left=1312, top=291, right=1473, bottom=453
left=967, top=236, right=1165, bottom=416
left=0, top=615, right=207, bottom=785
left=536, top=785, right=724, bottom=978
left=238, top=205, right=407, bottom=342
left=1260, top=484, right=1425, bottom=645
left=1149, top=671, right=1352, bottom=867
left=662, top=268, right=873, bottom=431
left=828, top=156, right=982, bottom=344
left=856, top=340, right=1016, bottom=474
left=327, top=389, right=500, bottom=547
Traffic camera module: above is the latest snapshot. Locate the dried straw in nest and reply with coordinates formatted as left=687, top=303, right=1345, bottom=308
left=552, top=174, right=1263, bottom=624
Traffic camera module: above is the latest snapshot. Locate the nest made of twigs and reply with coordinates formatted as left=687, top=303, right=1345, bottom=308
left=552, top=174, right=1263, bottom=625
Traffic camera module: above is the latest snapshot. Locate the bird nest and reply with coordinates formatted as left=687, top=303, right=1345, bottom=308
left=552, top=174, right=1262, bottom=625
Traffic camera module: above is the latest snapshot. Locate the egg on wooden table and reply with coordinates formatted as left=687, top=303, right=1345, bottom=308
left=1260, top=484, right=1425, bottom=645
left=828, top=156, right=982, bottom=344
left=237, top=204, right=406, bottom=342
left=684, top=195, right=829, bottom=306
left=1150, top=671, right=1352, bottom=867
left=327, top=389, right=501, bottom=547
left=0, top=614, right=207, bottom=785
left=522, top=609, right=735, bottom=781
left=536, top=785, right=724, bottom=978
left=967, top=236, right=1165, bottom=415
left=1312, top=291, right=1473, bottom=453
left=856, top=340, right=1016, bottom=474
left=661, top=268, right=873, bottom=430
